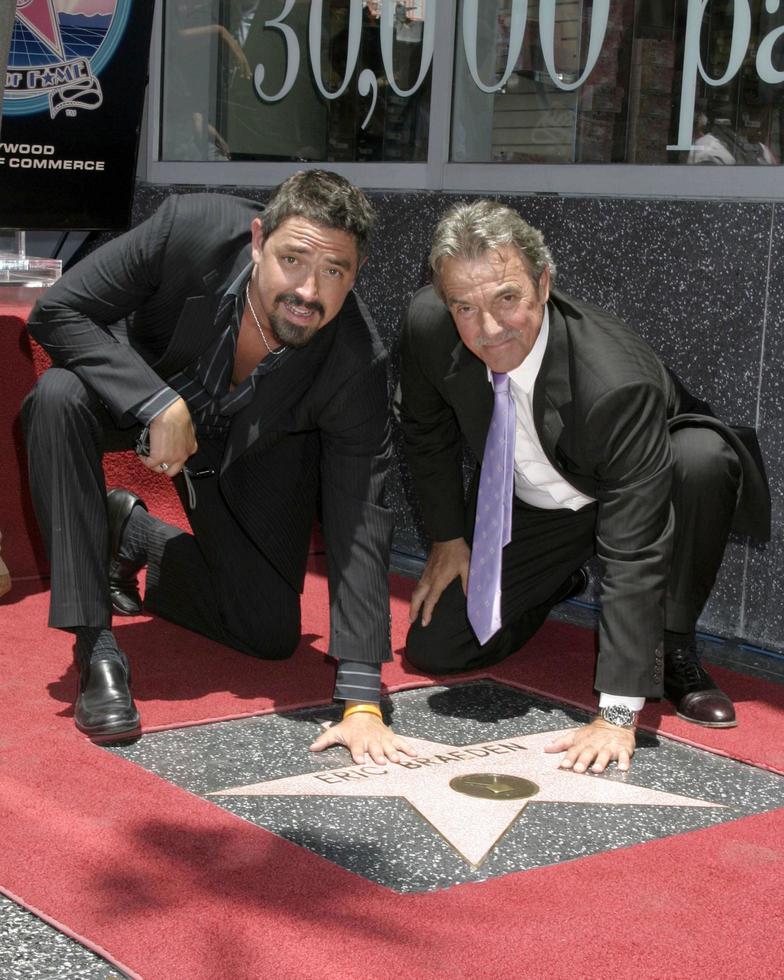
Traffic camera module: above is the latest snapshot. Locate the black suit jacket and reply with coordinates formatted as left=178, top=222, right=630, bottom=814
left=28, top=193, right=394, bottom=664
left=398, top=285, right=770, bottom=696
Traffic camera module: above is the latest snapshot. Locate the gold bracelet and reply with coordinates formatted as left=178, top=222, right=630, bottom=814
left=342, top=703, right=383, bottom=721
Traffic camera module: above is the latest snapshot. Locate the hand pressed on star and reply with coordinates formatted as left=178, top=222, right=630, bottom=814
left=310, top=712, right=417, bottom=766
left=544, top=718, right=636, bottom=773
left=217, top=727, right=715, bottom=869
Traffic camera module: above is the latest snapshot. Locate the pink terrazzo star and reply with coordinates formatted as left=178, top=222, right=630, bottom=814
left=212, top=730, right=721, bottom=867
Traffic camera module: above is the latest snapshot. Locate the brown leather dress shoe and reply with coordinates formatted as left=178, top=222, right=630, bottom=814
left=75, top=656, right=141, bottom=742
left=107, top=488, right=148, bottom=616
left=663, top=645, right=737, bottom=728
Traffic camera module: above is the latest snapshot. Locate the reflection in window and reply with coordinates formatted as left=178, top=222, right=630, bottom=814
left=160, top=0, right=432, bottom=163
left=451, top=0, right=783, bottom=165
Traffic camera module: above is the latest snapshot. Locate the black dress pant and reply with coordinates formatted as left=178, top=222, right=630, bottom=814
left=21, top=368, right=300, bottom=660
left=405, top=426, right=742, bottom=674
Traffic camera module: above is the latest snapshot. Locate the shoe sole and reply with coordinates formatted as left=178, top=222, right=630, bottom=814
left=75, top=717, right=142, bottom=743
left=110, top=598, right=143, bottom=616
left=674, top=710, right=738, bottom=729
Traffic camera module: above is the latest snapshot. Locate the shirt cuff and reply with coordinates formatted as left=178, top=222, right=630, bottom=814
left=598, top=692, right=646, bottom=712
left=334, top=661, right=381, bottom=703
left=130, top=387, right=181, bottom=426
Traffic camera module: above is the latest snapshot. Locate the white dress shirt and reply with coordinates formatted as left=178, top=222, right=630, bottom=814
left=507, top=310, right=595, bottom=512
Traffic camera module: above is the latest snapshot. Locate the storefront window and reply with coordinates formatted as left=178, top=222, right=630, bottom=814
left=451, top=0, right=783, bottom=165
left=160, top=0, right=432, bottom=163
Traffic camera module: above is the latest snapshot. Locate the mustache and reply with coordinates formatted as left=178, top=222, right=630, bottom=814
left=475, top=332, right=517, bottom=347
left=275, top=292, right=325, bottom=317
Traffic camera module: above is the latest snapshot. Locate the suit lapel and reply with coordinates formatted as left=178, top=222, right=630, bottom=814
left=443, top=339, right=494, bottom=460
left=152, top=246, right=252, bottom=379
left=533, top=301, right=573, bottom=463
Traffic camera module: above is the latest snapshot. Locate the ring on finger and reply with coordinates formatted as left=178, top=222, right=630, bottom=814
left=159, top=462, right=169, bottom=472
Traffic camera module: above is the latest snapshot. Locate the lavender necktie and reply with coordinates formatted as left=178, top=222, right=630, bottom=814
left=467, top=372, right=516, bottom=645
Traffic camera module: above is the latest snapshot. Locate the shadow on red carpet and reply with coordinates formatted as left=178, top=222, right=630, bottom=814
left=1, top=560, right=784, bottom=978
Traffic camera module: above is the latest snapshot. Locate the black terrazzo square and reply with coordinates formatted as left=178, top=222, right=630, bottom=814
left=108, top=681, right=784, bottom=894
left=741, top=202, right=784, bottom=650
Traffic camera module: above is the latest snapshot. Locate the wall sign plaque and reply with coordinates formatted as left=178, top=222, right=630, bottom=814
left=1, top=0, right=155, bottom=230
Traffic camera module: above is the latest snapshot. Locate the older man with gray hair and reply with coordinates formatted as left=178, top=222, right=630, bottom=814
left=397, top=200, right=769, bottom=773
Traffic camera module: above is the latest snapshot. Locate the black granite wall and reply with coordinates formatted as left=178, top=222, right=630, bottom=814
left=131, top=183, right=783, bottom=654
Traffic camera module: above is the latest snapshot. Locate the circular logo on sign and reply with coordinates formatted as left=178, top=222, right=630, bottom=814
left=5, top=0, right=132, bottom=117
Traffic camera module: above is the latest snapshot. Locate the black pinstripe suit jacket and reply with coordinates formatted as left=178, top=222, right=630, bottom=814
left=28, top=193, right=393, bottom=665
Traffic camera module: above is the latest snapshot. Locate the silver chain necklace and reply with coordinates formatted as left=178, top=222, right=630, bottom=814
left=245, top=281, right=287, bottom=356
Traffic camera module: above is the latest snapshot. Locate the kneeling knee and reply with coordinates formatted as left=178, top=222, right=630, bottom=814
left=248, top=638, right=298, bottom=661
left=672, top=428, right=741, bottom=492
left=227, top=616, right=300, bottom=661
left=28, top=368, right=89, bottom=412
left=23, top=369, right=93, bottom=436
left=404, top=625, right=465, bottom=675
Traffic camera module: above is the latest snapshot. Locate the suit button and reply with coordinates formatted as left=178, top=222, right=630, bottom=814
left=653, top=643, right=664, bottom=682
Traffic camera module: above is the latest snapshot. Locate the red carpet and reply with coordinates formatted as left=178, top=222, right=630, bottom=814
left=1, top=304, right=188, bottom=585
left=1, top=305, right=49, bottom=583
left=2, top=307, right=783, bottom=977
left=2, top=567, right=784, bottom=979
left=4, top=565, right=784, bottom=772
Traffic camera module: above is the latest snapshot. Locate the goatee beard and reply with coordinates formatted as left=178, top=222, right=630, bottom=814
left=269, top=293, right=325, bottom=348
left=268, top=311, right=320, bottom=348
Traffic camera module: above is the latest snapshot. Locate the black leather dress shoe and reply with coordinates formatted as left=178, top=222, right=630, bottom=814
left=558, top=566, right=590, bottom=603
left=74, top=657, right=141, bottom=741
left=663, top=645, right=737, bottom=728
left=107, top=488, right=147, bottom=616
left=561, top=568, right=591, bottom=602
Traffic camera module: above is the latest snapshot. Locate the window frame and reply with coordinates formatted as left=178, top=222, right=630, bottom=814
left=140, top=0, right=784, bottom=200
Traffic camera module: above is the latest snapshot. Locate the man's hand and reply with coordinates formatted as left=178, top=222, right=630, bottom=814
left=410, top=537, right=470, bottom=627
left=544, top=718, right=636, bottom=773
left=145, top=398, right=198, bottom=478
left=310, top=713, right=417, bottom=766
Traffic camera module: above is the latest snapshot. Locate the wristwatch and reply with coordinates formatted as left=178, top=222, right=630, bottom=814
left=597, top=705, right=639, bottom=729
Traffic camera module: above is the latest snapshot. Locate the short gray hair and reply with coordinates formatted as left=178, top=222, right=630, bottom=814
left=429, top=200, right=556, bottom=297
left=262, top=169, right=375, bottom=264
